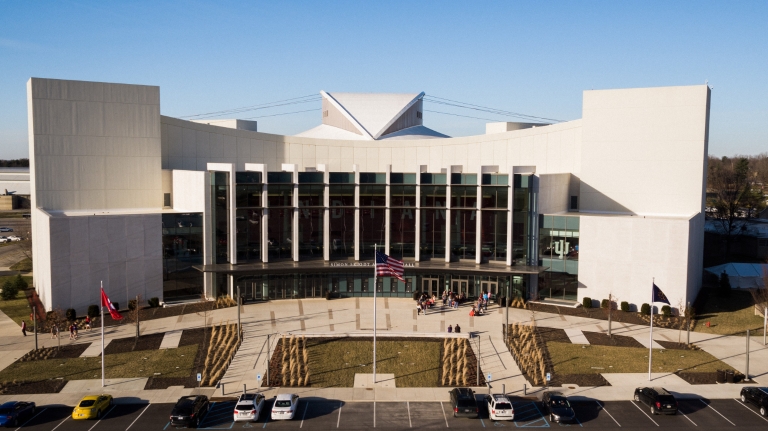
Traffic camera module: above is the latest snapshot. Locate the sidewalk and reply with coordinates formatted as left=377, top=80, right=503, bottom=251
left=0, top=297, right=764, bottom=405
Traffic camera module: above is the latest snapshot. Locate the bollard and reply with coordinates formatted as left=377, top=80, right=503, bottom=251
left=243, top=383, right=246, bottom=395
left=221, top=383, right=225, bottom=396
left=502, top=384, right=505, bottom=395
left=524, top=383, right=527, bottom=396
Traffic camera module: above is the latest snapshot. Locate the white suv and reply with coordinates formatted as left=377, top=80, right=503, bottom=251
left=233, top=393, right=265, bottom=422
left=485, top=394, right=514, bottom=421
left=271, top=394, right=299, bottom=420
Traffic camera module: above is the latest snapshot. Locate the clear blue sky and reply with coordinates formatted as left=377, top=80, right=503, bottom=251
left=1, top=1, right=766, bottom=159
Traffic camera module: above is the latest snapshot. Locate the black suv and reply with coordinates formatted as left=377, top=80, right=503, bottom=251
left=449, top=388, right=478, bottom=418
left=170, top=395, right=210, bottom=428
left=540, top=391, right=576, bottom=423
left=740, top=387, right=768, bottom=416
left=633, top=387, right=677, bottom=415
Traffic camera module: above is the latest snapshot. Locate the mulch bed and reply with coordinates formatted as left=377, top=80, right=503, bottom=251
left=0, top=379, right=67, bottom=395
left=582, top=331, right=645, bottom=348
left=527, top=303, right=684, bottom=329
left=655, top=340, right=699, bottom=351
left=144, top=328, right=211, bottom=389
left=676, top=371, right=748, bottom=385
left=104, top=333, right=165, bottom=354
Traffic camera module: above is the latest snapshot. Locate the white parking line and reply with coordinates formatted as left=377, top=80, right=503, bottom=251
left=51, top=416, right=69, bottom=431
left=595, top=401, right=621, bottom=427
left=88, top=405, right=117, bottom=431
left=337, top=402, right=342, bottom=428
left=300, top=401, right=309, bottom=428
left=125, top=404, right=151, bottom=431
left=14, top=407, right=46, bottom=431
left=699, top=399, right=735, bottom=426
left=631, top=402, right=659, bottom=427
left=733, top=398, right=768, bottom=423
left=677, top=407, right=697, bottom=426
left=440, top=401, right=449, bottom=428
left=407, top=401, right=412, bottom=428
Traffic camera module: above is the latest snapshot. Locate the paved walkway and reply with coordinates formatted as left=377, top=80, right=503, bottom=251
left=0, top=297, right=765, bottom=405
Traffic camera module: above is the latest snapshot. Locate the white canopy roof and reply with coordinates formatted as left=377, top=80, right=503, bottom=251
left=704, top=263, right=768, bottom=289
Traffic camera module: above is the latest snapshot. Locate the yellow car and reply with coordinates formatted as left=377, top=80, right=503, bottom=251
left=72, top=394, right=113, bottom=420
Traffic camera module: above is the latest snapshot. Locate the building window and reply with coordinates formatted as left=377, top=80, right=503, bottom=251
left=570, top=196, right=578, bottom=211
left=451, top=209, right=477, bottom=260
left=416, top=111, right=422, bottom=119
left=211, top=171, right=229, bottom=264
left=162, top=213, right=204, bottom=301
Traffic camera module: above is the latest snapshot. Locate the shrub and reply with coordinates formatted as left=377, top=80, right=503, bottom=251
left=661, top=305, right=672, bottom=317
left=582, top=297, right=592, bottom=308
left=12, top=275, right=27, bottom=291
left=87, top=305, right=99, bottom=318
left=148, top=297, right=160, bottom=308
left=601, top=299, right=610, bottom=309
left=128, top=299, right=138, bottom=311
left=65, top=308, right=77, bottom=321
left=620, top=301, right=630, bottom=312
left=0, top=279, right=18, bottom=301
left=325, top=290, right=332, bottom=300
left=640, top=303, right=651, bottom=316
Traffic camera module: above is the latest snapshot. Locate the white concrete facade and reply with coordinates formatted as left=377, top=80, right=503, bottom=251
left=27, top=78, right=710, bottom=312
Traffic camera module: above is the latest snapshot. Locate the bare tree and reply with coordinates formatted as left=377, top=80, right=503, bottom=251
left=128, top=295, right=143, bottom=344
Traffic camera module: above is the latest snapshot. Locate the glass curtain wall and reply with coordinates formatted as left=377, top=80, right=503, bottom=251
left=267, top=172, right=293, bottom=260
left=298, top=172, right=325, bottom=259
left=211, top=171, right=229, bottom=264
left=420, top=173, right=447, bottom=259
left=235, top=172, right=262, bottom=263
left=512, top=174, right=534, bottom=265
left=162, top=213, right=204, bottom=301
left=390, top=174, right=416, bottom=259
left=329, top=177, right=355, bottom=258
left=538, top=215, right=580, bottom=301
left=481, top=174, right=509, bottom=262
left=359, top=174, right=386, bottom=259
left=450, top=174, right=478, bottom=260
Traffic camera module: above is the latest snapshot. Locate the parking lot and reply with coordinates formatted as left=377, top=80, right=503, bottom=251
left=9, top=396, right=768, bottom=430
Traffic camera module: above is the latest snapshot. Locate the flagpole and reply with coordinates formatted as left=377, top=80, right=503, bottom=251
left=101, top=280, right=105, bottom=388
left=648, top=278, right=654, bottom=381
left=373, top=244, right=377, bottom=384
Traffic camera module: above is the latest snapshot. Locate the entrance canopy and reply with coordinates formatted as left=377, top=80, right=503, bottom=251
left=705, top=263, right=768, bottom=289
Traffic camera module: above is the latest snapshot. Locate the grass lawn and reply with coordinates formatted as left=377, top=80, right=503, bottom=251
left=0, top=284, right=34, bottom=327
left=693, top=289, right=766, bottom=336
left=306, top=338, right=441, bottom=387
left=547, top=342, right=732, bottom=374
left=0, top=344, right=197, bottom=383
left=9, top=258, right=31, bottom=271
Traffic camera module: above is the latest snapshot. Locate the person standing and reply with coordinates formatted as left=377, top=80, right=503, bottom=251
left=69, top=324, right=75, bottom=340
left=50, top=325, right=57, bottom=339
left=85, top=315, right=91, bottom=331
left=21, top=320, right=27, bottom=336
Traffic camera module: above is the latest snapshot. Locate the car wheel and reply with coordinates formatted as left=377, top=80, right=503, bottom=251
left=650, top=406, right=657, bottom=415
left=760, top=406, right=766, bottom=417
left=12, top=418, right=18, bottom=427
left=634, top=394, right=640, bottom=402
left=96, top=409, right=101, bottom=419
left=742, top=395, right=747, bottom=403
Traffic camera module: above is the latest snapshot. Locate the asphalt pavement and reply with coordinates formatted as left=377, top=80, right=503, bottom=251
left=8, top=395, right=768, bottom=431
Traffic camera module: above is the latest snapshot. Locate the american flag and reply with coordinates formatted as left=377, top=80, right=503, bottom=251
left=375, top=251, right=405, bottom=282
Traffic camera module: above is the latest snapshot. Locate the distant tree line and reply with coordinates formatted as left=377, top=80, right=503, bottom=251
left=0, top=159, right=29, bottom=167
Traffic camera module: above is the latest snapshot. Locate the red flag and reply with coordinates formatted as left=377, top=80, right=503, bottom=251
left=100, top=288, right=123, bottom=320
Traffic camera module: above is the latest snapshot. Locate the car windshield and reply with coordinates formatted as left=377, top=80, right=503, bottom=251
left=79, top=400, right=96, bottom=408
left=275, top=400, right=292, bottom=408
left=236, top=404, right=253, bottom=410
left=495, top=403, right=512, bottom=410
left=457, top=400, right=475, bottom=408
left=551, top=398, right=570, bottom=407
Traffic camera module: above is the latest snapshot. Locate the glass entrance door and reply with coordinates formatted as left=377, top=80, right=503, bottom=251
left=481, top=281, right=498, bottom=300
left=422, top=278, right=439, bottom=296
left=452, top=280, right=469, bottom=296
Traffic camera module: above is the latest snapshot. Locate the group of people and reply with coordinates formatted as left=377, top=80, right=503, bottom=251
left=22, top=315, right=93, bottom=339
left=416, top=289, right=494, bottom=318
left=469, top=291, right=491, bottom=317
left=415, top=293, right=436, bottom=315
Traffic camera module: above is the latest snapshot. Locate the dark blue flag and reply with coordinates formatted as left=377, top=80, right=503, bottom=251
left=652, top=284, right=670, bottom=305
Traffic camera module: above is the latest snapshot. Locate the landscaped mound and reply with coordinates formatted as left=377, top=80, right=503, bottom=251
left=200, top=322, right=242, bottom=386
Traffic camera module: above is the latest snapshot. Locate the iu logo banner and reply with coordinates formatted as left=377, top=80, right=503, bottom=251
left=100, top=288, right=124, bottom=320
left=652, top=284, right=670, bottom=305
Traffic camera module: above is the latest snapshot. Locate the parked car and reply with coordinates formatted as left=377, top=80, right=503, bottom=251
left=234, top=393, right=266, bottom=422
left=740, top=387, right=768, bottom=416
left=0, top=238, right=6, bottom=243
left=540, top=391, right=576, bottom=423
left=170, top=395, right=209, bottom=428
left=634, top=387, right=678, bottom=415
left=72, top=395, right=112, bottom=420
left=7, top=236, right=21, bottom=242
left=484, top=394, right=514, bottom=421
left=0, top=228, right=13, bottom=232
left=0, top=401, right=36, bottom=427
left=271, top=394, right=299, bottom=420
left=448, top=388, right=478, bottom=418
